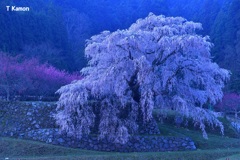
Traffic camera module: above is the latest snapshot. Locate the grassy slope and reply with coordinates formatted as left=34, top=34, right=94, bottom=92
left=159, top=124, right=240, bottom=150
left=1, top=116, right=240, bottom=160
left=0, top=137, right=105, bottom=159
left=12, top=150, right=240, bottom=160
left=1, top=138, right=240, bottom=160
left=218, top=154, right=240, bottom=160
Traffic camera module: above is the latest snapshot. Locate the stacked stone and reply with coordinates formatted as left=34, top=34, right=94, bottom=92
left=18, top=128, right=196, bottom=152
left=0, top=101, right=196, bottom=152
left=0, top=101, right=56, bottom=137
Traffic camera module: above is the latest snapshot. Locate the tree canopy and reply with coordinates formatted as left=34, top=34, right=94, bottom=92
left=55, top=14, right=230, bottom=143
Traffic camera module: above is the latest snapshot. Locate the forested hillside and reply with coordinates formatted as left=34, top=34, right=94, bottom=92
left=0, top=0, right=239, bottom=91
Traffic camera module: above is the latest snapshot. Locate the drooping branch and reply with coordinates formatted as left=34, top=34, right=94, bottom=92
left=55, top=13, right=230, bottom=144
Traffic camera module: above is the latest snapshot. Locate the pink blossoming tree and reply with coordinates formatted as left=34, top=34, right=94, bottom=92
left=0, top=54, right=27, bottom=100
left=0, top=53, right=80, bottom=100
left=215, top=93, right=240, bottom=118
left=55, top=13, right=230, bottom=143
left=21, top=59, right=80, bottom=96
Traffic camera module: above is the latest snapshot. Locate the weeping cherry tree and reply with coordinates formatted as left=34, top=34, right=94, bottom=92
left=55, top=13, right=230, bottom=144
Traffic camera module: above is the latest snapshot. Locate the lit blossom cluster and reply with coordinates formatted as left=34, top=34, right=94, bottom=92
left=56, top=13, right=230, bottom=143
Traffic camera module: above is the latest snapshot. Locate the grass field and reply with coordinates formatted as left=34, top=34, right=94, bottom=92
left=1, top=137, right=240, bottom=160
left=218, top=154, right=240, bottom=160
left=1, top=115, right=240, bottom=160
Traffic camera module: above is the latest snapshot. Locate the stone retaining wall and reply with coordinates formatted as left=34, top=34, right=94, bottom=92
left=0, top=101, right=196, bottom=152
left=19, top=128, right=196, bottom=152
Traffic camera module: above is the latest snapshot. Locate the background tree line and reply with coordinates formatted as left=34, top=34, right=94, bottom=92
left=0, top=0, right=239, bottom=92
